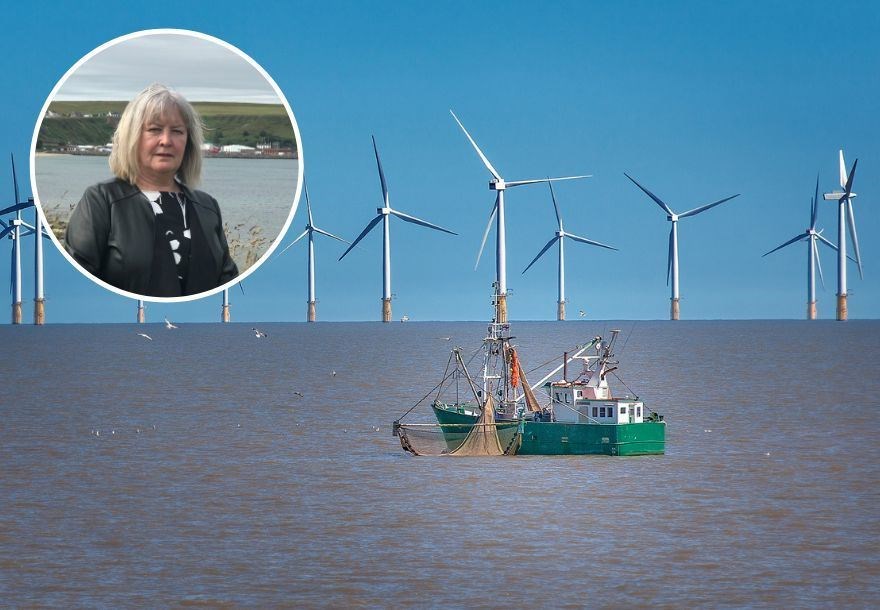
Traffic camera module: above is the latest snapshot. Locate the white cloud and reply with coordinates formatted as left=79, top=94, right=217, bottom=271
left=54, top=33, right=282, bottom=104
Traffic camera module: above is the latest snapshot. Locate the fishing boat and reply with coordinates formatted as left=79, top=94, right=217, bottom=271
left=393, top=320, right=665, bottom=457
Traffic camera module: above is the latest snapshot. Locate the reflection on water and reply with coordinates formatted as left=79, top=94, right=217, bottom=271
left=1, top=321, right=878, bottom=606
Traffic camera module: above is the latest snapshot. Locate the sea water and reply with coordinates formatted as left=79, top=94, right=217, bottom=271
left=1, top=320, right=878, bottom=606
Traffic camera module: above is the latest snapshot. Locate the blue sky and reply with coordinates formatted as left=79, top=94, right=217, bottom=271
left=1, top=1, right=878, bottom=322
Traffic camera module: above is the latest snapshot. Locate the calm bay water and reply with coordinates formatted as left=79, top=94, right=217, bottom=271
left=33, top=154, right=299, bottom=272
left=1, top=320, right=878, bottom=607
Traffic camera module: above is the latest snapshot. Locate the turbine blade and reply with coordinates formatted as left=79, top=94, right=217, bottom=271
left=522, top=236, right=559, bottom=274
left=305, top=180, right=314, bottom=226
left=815, top=231, right=856, bottom=263
left=565, top=232, right=617, bottom=250
left=679, top=194, right=740, bottom=218
left=843, top=158, right=858, bottom=200
left=846, top=199, right=862, bottom=279
left=449, top=110, right=502, bottom=181
left=762, top=232, right=807, bottom=257
left=667, top=227, right=673, bottom=286
left=624, top=173, right=674, bottom=216
left=475, top=201, right=498, bottom=270
left=372, top=136, right=390, bottom=207
left=0, top=226, right=13, bottom=240
left=506, top=175, right=590, bottom=188
left=313, top=227, right=349, bottom=243
left=338, top=215, right=383, bottom=261
left=810, top=172, right=820, bottom=230
left=0, top=201, right=33, bottom=216
left=815, top=232, right=839, bottom=252
left=11, top=153, right=19, bottom=206
left=813, top=238, right=825, bottom=290
left=388, top=209, right=457, bottom=235
left=839, top=150, right=846, bottom=188
left=548, top=181, right=562, bottom=229
left=238, top=282, right=245, bottom=295
left=275, top=229, right=310, bottom=257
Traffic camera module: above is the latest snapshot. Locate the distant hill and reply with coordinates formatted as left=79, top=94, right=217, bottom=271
left=38, top=101, right=297, bottom=151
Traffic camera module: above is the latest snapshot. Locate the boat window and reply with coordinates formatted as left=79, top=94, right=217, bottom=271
left=592, top=407, right=598, bottom=417
left=637, top=406, right=641, bottom=417
left=621, top=406, right=627, bottom=415
left=600, top=407, right=606, bottom=417
left=565, top=393, right=570, bottom=404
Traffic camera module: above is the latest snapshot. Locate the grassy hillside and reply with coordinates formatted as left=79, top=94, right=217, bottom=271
left=39, top=101, right=297, bottom=150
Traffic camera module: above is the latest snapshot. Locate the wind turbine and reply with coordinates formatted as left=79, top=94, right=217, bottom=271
left=137, top=299, right=145, bottom=323
left=823, top=150, right=861, bottom=321
left=522, top=181, right=616, bottom=320
left=763, top=175, right=841, bottom=319
left=450, top=111, right=590, bottom=322
left=625, top=173, right=739, bottom=320
left=339, top=136, right=456, bottom=322
left=220, top=282, right=245, bottom=322
left=276, top=180, right=348, bottom=322
left=1, top=154, right=49, bottom=324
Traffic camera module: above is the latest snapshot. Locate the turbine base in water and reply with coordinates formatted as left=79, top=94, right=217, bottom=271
left=307, top=300, right=316, bottom=322
left=382, top=298, right=392, bottom=323
left=137, top=305, right=145, bottom=324
left=34, top=298, right=45, bottom=325
left=837, top=294, right=847, bottom=321
left=12, top=302, right=21, bottom=324
left=670, top=298, right=680, bottom=321
left=807, top=301, right=817, bottom=320
left=221, top=304, right=231, bottom=323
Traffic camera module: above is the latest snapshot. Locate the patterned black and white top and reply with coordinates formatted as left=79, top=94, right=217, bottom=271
left=143, top=190, right=192, bottom=289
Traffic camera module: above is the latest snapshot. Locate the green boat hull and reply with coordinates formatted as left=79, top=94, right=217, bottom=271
left=432, top=404, right=665, bottom=456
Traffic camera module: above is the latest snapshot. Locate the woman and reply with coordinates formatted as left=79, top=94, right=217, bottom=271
left=65, top=84, right=238, bottom=297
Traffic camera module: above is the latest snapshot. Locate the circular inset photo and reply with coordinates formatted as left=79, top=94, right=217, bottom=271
left=31, top=29, right=302, bottom=301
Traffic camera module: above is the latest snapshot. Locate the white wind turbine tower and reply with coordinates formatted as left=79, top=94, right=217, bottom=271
left=450, top=111, right=590, bottom=322
left=339, top=136, right=456, bottom=322
left=522, top=181, right=616, bottom=320
left=276, top=180, right=348, bottom=322
left=822, top=150, right=862, bottom=321
left=625, top=173, right=739, bottom=320
left=763, top=175, right=842, bottom=319
left=220, top=283, right=244, bottom=322
left=1, top=154, right=48, bottom=324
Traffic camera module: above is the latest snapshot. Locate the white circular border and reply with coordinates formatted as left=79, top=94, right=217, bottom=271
left=29, top=28, right=304, bottom=303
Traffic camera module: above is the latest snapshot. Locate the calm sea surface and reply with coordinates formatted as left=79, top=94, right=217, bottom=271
left=1, top=321, right=878, bottom=607
left=33, top=155, right=299, bottom=272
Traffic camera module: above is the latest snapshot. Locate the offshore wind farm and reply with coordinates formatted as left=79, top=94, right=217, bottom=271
left=1, top=5, right=878, bottom=325
left=3, top=139, right=873, bottom=324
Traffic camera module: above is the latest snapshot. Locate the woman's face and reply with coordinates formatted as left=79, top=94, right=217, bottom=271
left=138, top=106, right=187, bottom=184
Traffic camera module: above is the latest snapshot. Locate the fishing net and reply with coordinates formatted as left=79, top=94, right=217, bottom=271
left=395, top=396, right=521, bottom=457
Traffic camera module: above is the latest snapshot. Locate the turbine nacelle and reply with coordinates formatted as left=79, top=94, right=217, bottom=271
left=823, top=192, right=857, bottom=201
left=667, top=214, right=678, bottom=222
left=379, top=207, right=392, bottom=215
left=490, top=179, right=506, bottom=191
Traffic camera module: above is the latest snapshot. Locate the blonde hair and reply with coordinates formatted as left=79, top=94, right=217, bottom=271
left=109, top=83, right=204, bottom=186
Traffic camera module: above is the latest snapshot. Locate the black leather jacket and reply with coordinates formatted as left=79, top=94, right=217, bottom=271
left=65, top=178, right=238, bottom=297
